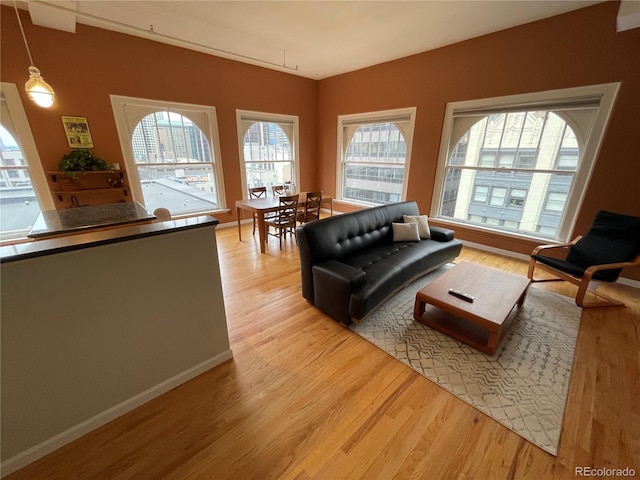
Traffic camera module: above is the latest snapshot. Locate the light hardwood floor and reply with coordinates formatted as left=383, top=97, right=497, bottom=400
left=6, top=221, right=640, bottom=479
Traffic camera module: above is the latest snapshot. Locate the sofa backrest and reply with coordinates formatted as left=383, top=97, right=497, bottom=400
left=297, top=201, right=420, bottom=301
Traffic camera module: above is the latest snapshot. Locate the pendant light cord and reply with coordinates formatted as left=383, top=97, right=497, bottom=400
left=14, top=1, right=35, bottom=66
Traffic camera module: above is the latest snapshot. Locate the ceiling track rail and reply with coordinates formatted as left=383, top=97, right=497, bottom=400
left=27, top=0, right=299, bottom=72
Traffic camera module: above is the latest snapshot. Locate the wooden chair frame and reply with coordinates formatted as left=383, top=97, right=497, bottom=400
left=297, top=191, right=322, bottom=224
left=265, top=194, right=299, bottom=250
left=248, top=186, right=268, bottom=235
left=528, top=236, right=640, bottom=307
left=272, top=185, right=286, bottom=197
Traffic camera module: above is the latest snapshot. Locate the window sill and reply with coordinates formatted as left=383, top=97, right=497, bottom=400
left=432, top=217, right=565, bottom=245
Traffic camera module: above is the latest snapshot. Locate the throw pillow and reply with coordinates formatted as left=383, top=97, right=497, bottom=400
left=392, top=222, right=420, bottom=242
left=403, top=214, right=431, bottom=239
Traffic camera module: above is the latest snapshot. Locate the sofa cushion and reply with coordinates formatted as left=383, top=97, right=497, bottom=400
left=343, top=238, right=463, bottom=320
left=392, top=222, right=420, bottom=242
left=403, top=214, right=431, bottom=239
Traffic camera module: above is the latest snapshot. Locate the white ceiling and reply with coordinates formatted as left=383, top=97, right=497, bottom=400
left=12, top=0, right=635, bottom=79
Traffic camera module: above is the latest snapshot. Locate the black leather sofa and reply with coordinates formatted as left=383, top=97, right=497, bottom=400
left=296, top=201, right=463, bottom=325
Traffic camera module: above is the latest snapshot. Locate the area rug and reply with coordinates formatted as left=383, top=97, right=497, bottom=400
left=350, top=266, right=581, bottom=455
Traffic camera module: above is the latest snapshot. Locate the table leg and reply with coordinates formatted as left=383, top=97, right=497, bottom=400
left=257, top=213, right=267, bottom=254
left=517, top=283, right=531, bottom=307
left=413, top=298, right=426, bottom=320
left=236, top=207, right=242, bottom=241
left=486, top=331, right=500, bottom=355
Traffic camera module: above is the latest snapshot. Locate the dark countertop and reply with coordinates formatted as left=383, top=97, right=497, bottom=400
left=2, top=215, right=219, bottom=264
left=28, top=202, right=156, bottom=238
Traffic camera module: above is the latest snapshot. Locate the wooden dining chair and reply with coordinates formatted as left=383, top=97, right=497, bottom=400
left=272, top=185, right=286, bottom=196
left=297, top=191, right=322, bottom=224
left=265, top=194, right=299, bottom=250
left=248, top=186, right=267, bottom=235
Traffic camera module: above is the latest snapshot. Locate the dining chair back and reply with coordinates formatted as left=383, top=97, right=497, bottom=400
left=272, top=185, right=286, bottom=196
left=265, top=194, right=299, bottom=250
left=248, top=186, right=268, bottom=234
left=297, top=191, right=322, bottom=224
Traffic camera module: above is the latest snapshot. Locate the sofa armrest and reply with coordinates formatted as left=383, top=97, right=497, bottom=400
left=429, top=226, right=456, bottom=242
left=312, top=260, right=366, bottom=325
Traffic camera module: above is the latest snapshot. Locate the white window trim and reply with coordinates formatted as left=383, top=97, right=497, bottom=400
left=1, top=83, right=54, bottom=212
left=336, top=107, right=416, bottom=207
left=110, top=95, right=227, bottom=214
left=431, top=83, right=620, bottom=242
left=235, top=109, right=299, bottom=199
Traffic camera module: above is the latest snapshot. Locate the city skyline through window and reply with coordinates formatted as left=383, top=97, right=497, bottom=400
left=131, top=111, right=219, bottom=216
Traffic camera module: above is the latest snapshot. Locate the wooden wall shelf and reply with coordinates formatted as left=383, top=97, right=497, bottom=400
left=47, top=170, right=131, bottom=208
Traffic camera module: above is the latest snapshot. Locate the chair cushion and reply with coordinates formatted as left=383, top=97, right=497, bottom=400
left=565, top=210, right=640, bottom=281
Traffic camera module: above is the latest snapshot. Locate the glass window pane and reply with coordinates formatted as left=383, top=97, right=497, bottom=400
left=138, top=164, right=217, bottom=215
left=343, top=122, right=407, bottom=205
left=442, top=110, right=578, bottom=239
left=473, top=185, right=489, bottom=202
left=483, top=114, right=505, bottom=149
left=0, top=126, right=42, bottom=240
left=132, top=112, right=218, bottom=215
left=489, top=187, right=507, bottom=206
left=242, top=121, right=293, bottom=195
left=501, top=112, right=525, bottom=148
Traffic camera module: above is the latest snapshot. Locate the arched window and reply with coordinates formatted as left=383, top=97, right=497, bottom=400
left=111, top=96, right=226, bottom=217
left=237, top=111, right=298, bottom=197
left=441, top=111, right=579, bottom=238
left=0, top=83, right=53, bottom=242
left=337, top=108, right=416, bottom=206
left=432, top=84, right=619, bottom=241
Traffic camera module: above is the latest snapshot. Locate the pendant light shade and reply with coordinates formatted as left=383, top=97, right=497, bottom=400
left=14, top=2, right=56, bottom=108
left=25, top=66, right=55, bottom=108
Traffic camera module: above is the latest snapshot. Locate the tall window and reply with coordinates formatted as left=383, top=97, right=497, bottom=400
left=337, top=108, right=416, bottom=206
left=432, top=84, right=619, bottom=241
left=236, top=111, right=298, bottom=197
left=111, top=96, right=226, bottom=216
left=0, top=83, right=53, bottom=242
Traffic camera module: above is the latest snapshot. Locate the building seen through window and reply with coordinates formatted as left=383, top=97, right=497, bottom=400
left=131, top=111, right=218, bottom=216
left=243, top=121, right=293, bottom=195
left=342, top=122, right=407, bottom=205
left=0, top=125, right=42, bottom=240
left=439, top=111, right=579, bottom=239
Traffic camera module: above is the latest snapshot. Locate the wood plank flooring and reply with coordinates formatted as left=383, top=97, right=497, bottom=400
left=6, top=221, right=640, bottom=479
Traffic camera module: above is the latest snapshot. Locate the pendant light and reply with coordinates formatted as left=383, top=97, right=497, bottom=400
left=14, top=2, right=56, bottom=108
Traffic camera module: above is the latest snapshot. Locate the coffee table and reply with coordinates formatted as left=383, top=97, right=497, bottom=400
left=413, top=262, right=531, bottom=355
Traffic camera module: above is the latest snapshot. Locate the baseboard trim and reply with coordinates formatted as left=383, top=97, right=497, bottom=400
left=0, top=350, right=234, bottom=478
left=461, top=240, right=640, bottom=289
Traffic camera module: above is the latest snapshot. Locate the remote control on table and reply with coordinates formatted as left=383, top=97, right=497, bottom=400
left=448, top=288, right=475, bottom=303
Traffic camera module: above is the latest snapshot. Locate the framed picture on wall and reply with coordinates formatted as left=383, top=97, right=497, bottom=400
left=61, top=116, right=94, bottom=149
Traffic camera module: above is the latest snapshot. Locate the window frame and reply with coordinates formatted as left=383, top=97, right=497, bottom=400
left=235, top=110, right=299, bottom=199
left=336, top=107, right=416, bottom=207
left=110, top=95, right=227, bottom=216
left=431, top=83, right=620, bottom=242
left=0, top=83, right=54, bottom=244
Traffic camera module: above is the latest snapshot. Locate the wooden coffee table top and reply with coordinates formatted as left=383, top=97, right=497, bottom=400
left=416, top=261, right=531, bottom=329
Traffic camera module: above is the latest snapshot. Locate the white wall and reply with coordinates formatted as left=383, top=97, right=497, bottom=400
left=1, top=223, right=232, bottom=475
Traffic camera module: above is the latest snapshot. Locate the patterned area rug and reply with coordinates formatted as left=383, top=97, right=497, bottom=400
left=350, top=266, right=581, bottom=455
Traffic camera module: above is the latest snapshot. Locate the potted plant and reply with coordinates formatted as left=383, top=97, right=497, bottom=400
left=59, top=149, right=113, bottom=174
left=58, top=149, right=120, bottom=189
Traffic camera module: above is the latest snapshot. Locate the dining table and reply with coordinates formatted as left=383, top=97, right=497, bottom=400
left=236, top=193, right=333, bottom=253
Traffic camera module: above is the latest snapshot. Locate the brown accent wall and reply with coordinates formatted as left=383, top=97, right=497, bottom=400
left=1, top=6, right=317, bottom=225
left=317, top=1, right=640, bottom=280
